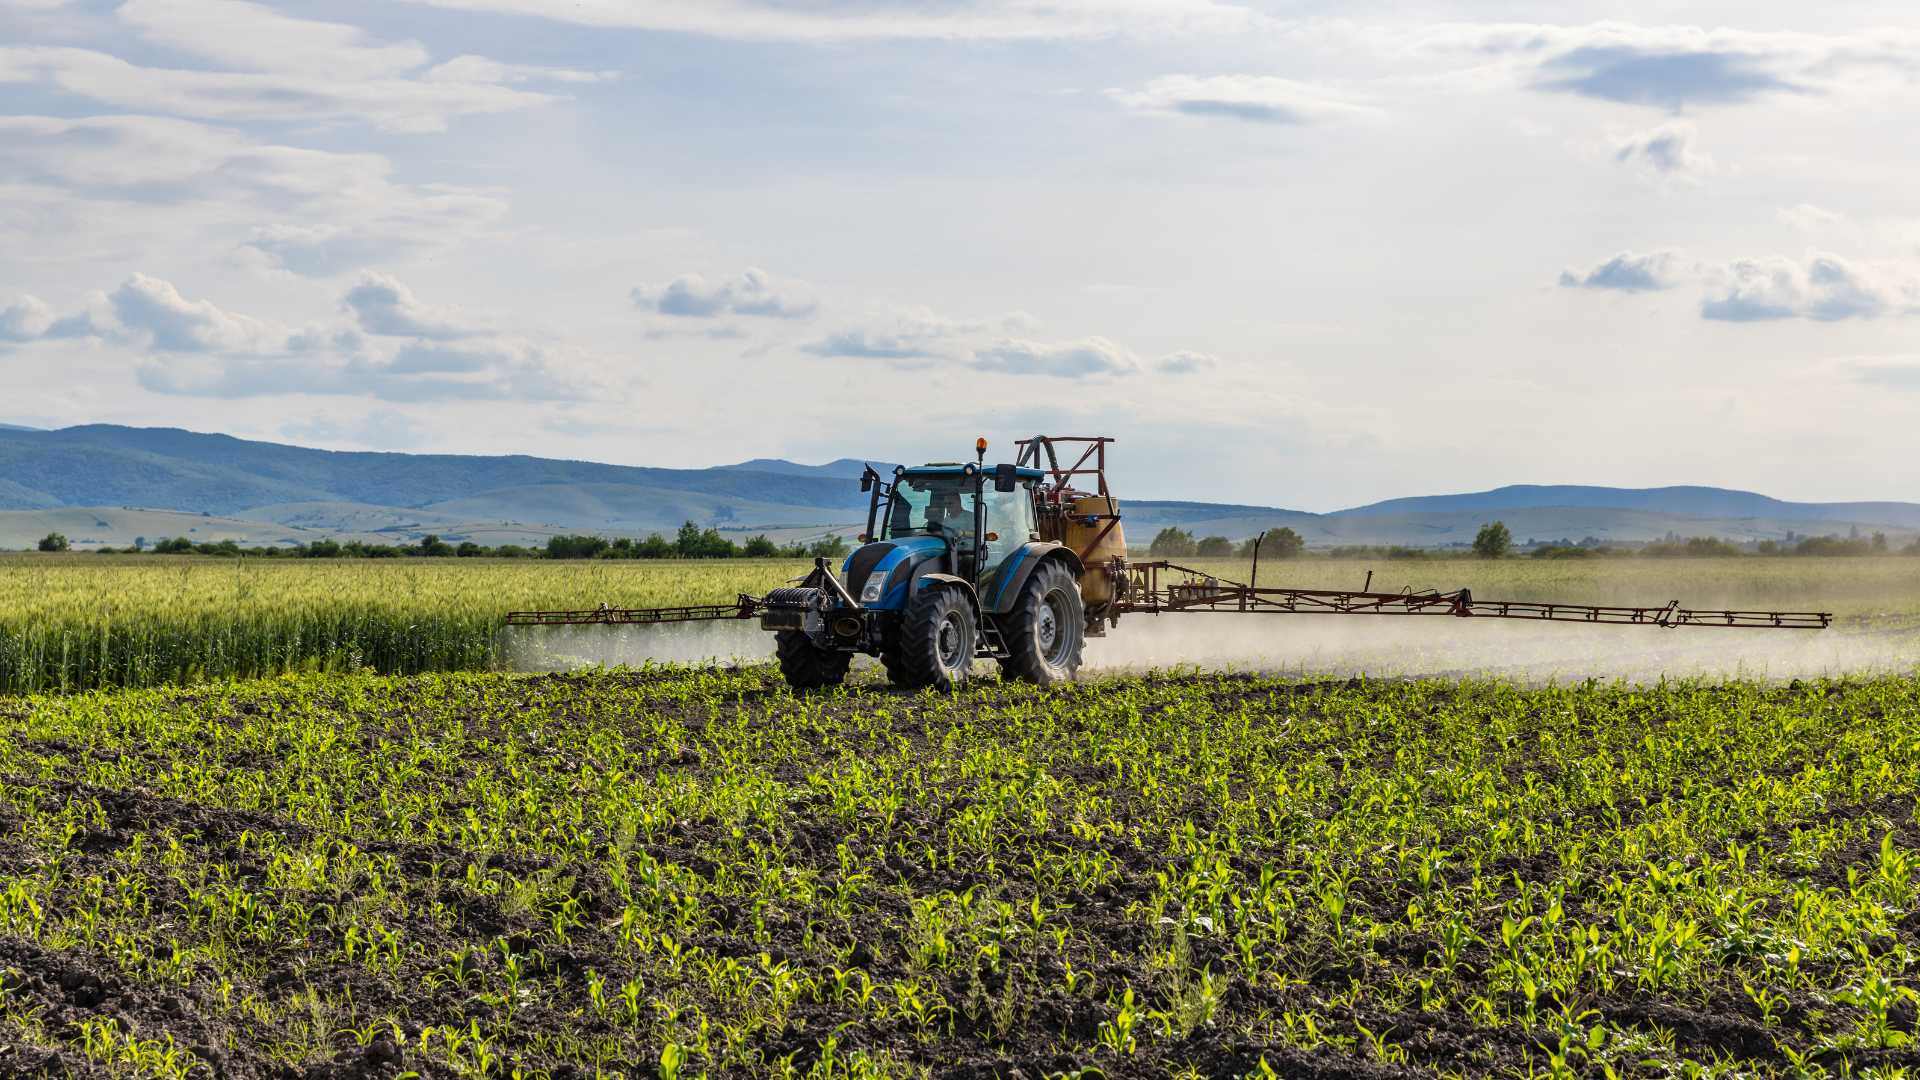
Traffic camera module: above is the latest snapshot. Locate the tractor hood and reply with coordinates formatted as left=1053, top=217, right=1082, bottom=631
left=842, top=535, right=947, bottom=610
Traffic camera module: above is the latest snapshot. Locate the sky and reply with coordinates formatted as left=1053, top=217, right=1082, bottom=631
left=1, top=0, right=1917, bottom=511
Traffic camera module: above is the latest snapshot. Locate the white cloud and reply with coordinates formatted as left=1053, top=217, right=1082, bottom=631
left=0, top=295, right=53, bottom=343
left=0, top=45, right=567, bottom=134
left=423, top=55, right=614, bottom=85
left=116, top=0, right=430, bottom=81
left=0, top=116, right=509, bottom=275
left=1701, top=254, right=1915, bottom=323
left=1402, top=23, right=1920, bottom=109
left=343, top=273, right=476, bottom=339
left=633, top=268, right=816, bottom=319
left=1108, top=75, right=1380, bottom=125
left=108, top=273, right=272, bottom=352
left=1778, top=204, right=1844, bottom=232
left=1558, top=251, right=1685, bottom=292
left=1157, top=350, right=1215, bottom=374
left=973, top=337, right=1139, bottom=377
left=388, top=0, right=1271, bottom=42
left=10, top=273, right=597, bottom=402
left=1612, top=121, right=1712, bottom=180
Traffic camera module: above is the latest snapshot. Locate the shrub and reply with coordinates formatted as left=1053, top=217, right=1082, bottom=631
left=37, top=533, right=69, bottom=552
left=1149, top=527, right=1196, bottom=558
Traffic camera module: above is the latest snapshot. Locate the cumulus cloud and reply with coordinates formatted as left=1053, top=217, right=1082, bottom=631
left=804, top=307, right=1208, bottom=379
left=10, top=272, right=596, bottom=402
left=632, top=268, right=816, bottom=319
left=1558, top=251, right=1685, bottom=292
left=1107, top=75, right=1379, bottom=125
left=1612, top=121, right=1712, bottom=179
left=108, top=273, right=272, bottom=352
left=1778, top=204, right=1843, bottom=232
left=1701, top=254, right=1913, bottom=322
left=0, top=296, right=53, bottom=343
left=973, top=337, right=1140, bottom=377
left=343, top=273, right=475, bottom=339
left=387, top=0, right=1271, bottom=42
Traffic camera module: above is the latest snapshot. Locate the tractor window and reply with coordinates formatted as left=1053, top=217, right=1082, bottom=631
left=884, top=475, right=977, bottom=541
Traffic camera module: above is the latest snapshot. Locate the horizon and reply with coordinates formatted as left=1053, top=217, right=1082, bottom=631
left=5, top=418, right=1917, bottom=516
left=2, top=2, right=1916, bottom=509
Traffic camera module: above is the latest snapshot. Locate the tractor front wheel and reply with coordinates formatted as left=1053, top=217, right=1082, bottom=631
left=892, top=586, right=976, bottom=691
left=775, top=630, right=851, bottom=690
left=999, top=560, right=1085, bottom=686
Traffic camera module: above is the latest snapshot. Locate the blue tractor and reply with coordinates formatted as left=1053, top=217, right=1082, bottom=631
left=758, top=440, right=1090, bottom=690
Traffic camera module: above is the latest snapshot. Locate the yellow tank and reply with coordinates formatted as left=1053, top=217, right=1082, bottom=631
left=1064, top=495, right=1126, bottom=605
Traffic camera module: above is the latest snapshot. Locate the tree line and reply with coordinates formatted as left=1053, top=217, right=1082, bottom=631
left=35, top=523, right=851, bottom=560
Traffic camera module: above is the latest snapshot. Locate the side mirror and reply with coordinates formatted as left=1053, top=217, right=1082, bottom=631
left=984, top=531, right=1000, bottom=542
left=857, top=534, right=870, bottom=543
left=859, top=470, right=874, bottom=493
left=993, top=463, right=1018, bottom=492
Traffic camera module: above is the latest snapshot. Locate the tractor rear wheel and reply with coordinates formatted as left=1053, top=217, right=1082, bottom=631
left=892, top=586, right=976, bottom=691
left=775, top=630, right=851, bottom=690
left=998, top=560, right=1085, bottom=686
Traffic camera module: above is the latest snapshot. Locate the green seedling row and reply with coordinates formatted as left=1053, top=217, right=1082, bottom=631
left=2, top=667, right=1919, bottom=1076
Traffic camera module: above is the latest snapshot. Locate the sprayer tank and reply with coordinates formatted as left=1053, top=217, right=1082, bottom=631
left=1064, top=495, right=1126, bottom=605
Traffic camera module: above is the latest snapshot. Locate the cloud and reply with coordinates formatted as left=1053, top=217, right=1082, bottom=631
left=1701, top=254, right=1913, bottom=322
left=343, top=273, right=475, bottom=339
left=1108, top=75, right=1380, bottom=125
left=116, top=0, right=430, bottom=81
left=0, top=45, right=570, bottom=134
left=108, top=273, right=272, bottom=352
left=972, top=337, right=1140, bottom=377
left=386, top=0, right=1271, bottom=42
left=1410, top=23, right=1919, bottom=111
left=1540, top=46, right=1794, bottom=108
left=1778, top=204, right=1843, bottom=232
left=0, top=115, right=508, bottom=274
left=0, top=295, right=53, bottom=343
left=1612, top=121, right=1712, bottom=179
left=1156, top=350, right=1215, bottom=374
left=1847, top=358, right=1920, bottom=392
left=11, top=272, right=597, bottom=402
left=632, top=268, right=816, bottom=319
left=1558, top=251, right=1684, bottom=292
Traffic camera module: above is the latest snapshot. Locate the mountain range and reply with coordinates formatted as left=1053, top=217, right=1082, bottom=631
left=0, top=424, right=1913, bottom=551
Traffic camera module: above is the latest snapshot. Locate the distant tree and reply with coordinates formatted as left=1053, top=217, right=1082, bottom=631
left=1240, top=526, right=1304, bottom=560
left=1755, top=539, right=1780, bottom=555
left=37, top=532, right=69, bottom=552
left=1472, top=521, right=1511, bottom=559
left=1195, top=535, right=1234, bottom=557
left=637, top=534, right=674, bottom=558
left=417, top=534, right=454, bottom=557
left=545, top=534, right=609, bottom=559
left=1149, top=527, right=1196, bottom=558
left=133, top=536, right=147, bottom=551
left=303, top=539, right=343, bottom=558
left=456, top=541, right=484, bottom=558
left=743, top=535, right=780, bottom=558
left=807, top=535, right=849, bottom=559
left=153, top=536, right=194, bottom=554
left=1873, top=532, right=1889, bottom=553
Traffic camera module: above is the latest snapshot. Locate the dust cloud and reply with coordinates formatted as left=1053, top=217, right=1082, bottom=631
left=503, top=615, right=1917, bottom=684
left=1081, top=614, right=1919, bottom=684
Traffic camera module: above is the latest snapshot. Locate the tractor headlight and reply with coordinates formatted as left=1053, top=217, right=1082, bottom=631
left=860, top=576, right=885, bottom=604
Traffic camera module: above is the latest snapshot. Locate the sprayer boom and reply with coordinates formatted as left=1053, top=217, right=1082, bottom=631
left=504, top=596, right=759, bottom=626
left=1117, top=561, right=1832, bottom=629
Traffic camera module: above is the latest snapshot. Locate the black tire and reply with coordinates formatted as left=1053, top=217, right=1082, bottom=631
left=878, top=629, right=915, bottom=689
left=775, top=630, right=851, bottom=690
left=998, top=560, right=1084, bottom=686
left=893, top=586, right=977, bottom=691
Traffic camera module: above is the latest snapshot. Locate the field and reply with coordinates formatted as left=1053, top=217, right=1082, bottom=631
left=4, top=667, right=1920, bottom=1077
left=3, top=554, right=1918, bottom=693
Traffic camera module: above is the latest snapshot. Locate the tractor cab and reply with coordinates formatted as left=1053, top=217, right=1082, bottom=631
left=874, top=465, right=1040, bottom=595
